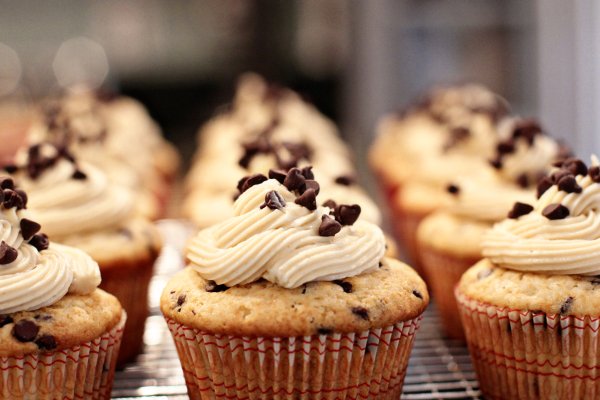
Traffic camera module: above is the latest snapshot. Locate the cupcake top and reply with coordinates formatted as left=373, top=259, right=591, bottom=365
left=0, top=177, right=100, bottom=314
left=483, top=156, right=600, bottom=275
left=187, top=167, right=385, bottom=289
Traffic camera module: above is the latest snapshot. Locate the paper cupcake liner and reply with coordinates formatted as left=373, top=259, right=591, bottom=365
left=456, top=291, right=600, bottom=399
left=165, top=316, right=423, bottom=400
left=0, top=311, right=125, bottom=400
left=100, top=256, right=155, bottom=366
left=419, top=245, right=480, bottom=340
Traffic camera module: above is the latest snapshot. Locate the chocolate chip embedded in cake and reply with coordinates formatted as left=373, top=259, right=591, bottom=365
left=351, top=306, right=369, bottom=321
left=333, top=280, right=353, bottom=293
left=12, top=320, right=39, bottom=342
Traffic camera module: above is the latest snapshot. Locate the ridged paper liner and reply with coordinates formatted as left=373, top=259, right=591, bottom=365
left=166, top=316, right=423, bottom=399
left=0, top=311, right=125, bottom=400
left=456, top=290, right=600, bottom=399
left=419, top=244, right=480, bottom=340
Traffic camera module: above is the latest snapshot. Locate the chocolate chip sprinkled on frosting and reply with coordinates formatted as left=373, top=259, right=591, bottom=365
left=304, top=179, right=320, bottom=195
left=28, top=234, right=49, bottom=252
left=268, top=169, right=287, bottom=184
left=12, top=320, right=39, bottom=342
left=542, top=203, right=570, bottom=220
left=561, top=158, right=588, bottom=176
left=35, top=334, right=57, bottom=350
left=3, top=165, right=17, bottom=174
left=260, top=190, right=286, bottom=211
left=318, top=214, right=342, bottom=237
left=0, top=178, right=14, bottom=190
left=72, top=169, right=87, bottom=180
left=446, top=183, right=460, bottom=195
left=508, top=202, right=534, bottom=219
left=351, top=307, right=369, bottom=321
left=294, top=188, right=317, bottom=211
left=537, top=177, right=554, bottom=198
left=300, top=166, right=314, bottom=180
left=283, top=168, right=305, bottom=192
left=0, top=241, right=18, bottom=265
left=589, top=166, right=600, bottom=183
left=557, top=175, right=582, bottom=194
left=237, top=174, right=268, bottom=195
left=335, top=204, right=361, bottom=226
left=322, top=199, right=337, bottom=210
left=20, top=218, right=41, bottom=241
left=334, top=175, right=355, bottom=186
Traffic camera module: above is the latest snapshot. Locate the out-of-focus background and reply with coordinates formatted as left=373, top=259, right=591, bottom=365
left=0, top=0, right=597, bottom=169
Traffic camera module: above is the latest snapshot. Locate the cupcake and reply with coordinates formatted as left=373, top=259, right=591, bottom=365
left=6, top=142, right=161, bottom=365
left=0, top=177, right=124, bottom=399
left=456, top=156, right=600, bottom=399
left=417, top=118, right=566, bottom=338
left=162, top=167, right=428, bottom=399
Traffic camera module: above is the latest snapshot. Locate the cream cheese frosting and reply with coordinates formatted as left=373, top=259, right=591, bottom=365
left=0, top=179, right=100, bottom=313
left=483, top=157, right=600, bottom=275
left=187, top=170, right=386, bottom=288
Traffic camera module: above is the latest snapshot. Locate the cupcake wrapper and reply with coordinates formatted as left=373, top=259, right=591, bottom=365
left=166, top=316, right=423, bottom=400
left=419, top=244, right=480, bottom=340
left=456, top=291, right=600, bottom=399
left=0, top=311, right=125, bottom=400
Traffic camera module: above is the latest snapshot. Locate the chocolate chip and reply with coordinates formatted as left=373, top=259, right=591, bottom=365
left=334, top=175, right=355, bottom=186
left=239, top=137, right=272, bottom=169
left=176, top=294, right=186, bottom=307
left=3, top=165, right=17, bottom=174
left=0, top=241, right=18, bottom=265
left=557, top=175, right=582, bottom=194
left=589, top=166, right=600, bottom=183
left=0, top=177, right=14, bottom=190
left=260, top=190, right=286, bottom=211
left=300, top=166, right=314, bottom=180
left=351, top=307, right=369, bottom=321
left=12, top=320, right=39, bottom=342
left=238, top=174, right=268, bottom=194
left=14, top=190, right=27, bottom=209
left=562, top=158, right=588, bottom=176
left=489, top=157, right=502, bottom=169
left=537, top=177, right=554, bottom=198
left=542, top=203, right=570, bottom=220
left=512, top=120, right=542, bottom=145
left=335, top=204, right=361, bottom=226
left=446, top=184, right=460, bottom=195
left=559, top=296, right=574, bottom=315
left=317, top=327, right=333, bottom=335
left=497, top=140, right=515, bottom=155
left=412, top=289, right=423, bottom=299
left=318, top=215, right=341, bottom=237
left=322, top=199, right=337, bottom=210
left=477, top=269, right=493, bottom=280
left=268, top=169, right=287, bottom=184
left=20, top=219, right=41, bottom=241
left=72, top=169, right=87, bottom=180
left=0, top=315, right=13, bottom=327
left=516, top=173, right=529, bottom=188
left=551, top=170, right=572, bottom=184
left=205, top=280, right=229, bottom=292
left=295, top=188, right=317, bottom=211
left=283, top=168, right=305, bottom=192
left=301, top=284, right=307, bottom=294
left=282, top=142, right=311, bottom=163
left=333, top=280, right=353, bottom=293
left=507, top=202, right=534, bottom=219
left=378, top=261, right=383, bottom=268
left=29, top=234, right=49, bottom=252
left=303, top=180, right=320, bottom=195
left=35, top=334, right=57, bottom=350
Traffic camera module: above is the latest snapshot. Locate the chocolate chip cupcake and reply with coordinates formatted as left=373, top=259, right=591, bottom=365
left=417, top=118, right=565, bottom=338
left=162, top=168, right=428, bottom=399
left=0, top=178, right=124, bottom=399
left=7, top=142, right=161, bottom=365
left=456, top=156, right=600, bottom=399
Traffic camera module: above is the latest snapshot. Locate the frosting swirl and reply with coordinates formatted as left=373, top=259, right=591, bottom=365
left=483, top=157, right=600, bottom=275
left=0, top=180, right=100, bottom=313
left=187, top=174, right=385, bottom=288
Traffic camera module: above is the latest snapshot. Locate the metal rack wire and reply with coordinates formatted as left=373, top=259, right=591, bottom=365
left=111, top=220, right=482, bottom=400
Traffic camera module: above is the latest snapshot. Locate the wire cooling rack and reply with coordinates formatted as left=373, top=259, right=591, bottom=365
left=111, top=220, right=482, bottom=400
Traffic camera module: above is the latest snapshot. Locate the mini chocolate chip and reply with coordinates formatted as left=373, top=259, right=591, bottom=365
left=562, top=158, right=588, bottom=176
left=205, top=280, right=229, bottom=292
left=260, top=190, right=286, bottom=211
left=516, top=173, right=529, bottom=188
left=446, top=184, right=460, bottom=195
left=333, top=280, right=353, bottom=293
left=589, top=166, right=600, bottom=183
left=3, top=165, right=17, bottom=174
left=537, top=177, right=554, bottom=198
left=497, top=140, right=515, bottom=155
left=489, top=158, right=502, bottom=169
left=29, top=234, right=49, bottom=252
left=560, top=296, right=574, bottom=315
left=300, top=166, right=314, bottom=180
left=551, top=170, right=572, bottom=184
left=20, top=219, right=41, bottom=241
left=35, top=334, right=57, bottom=350
left=318, top=215, right=341, bottom=237
left=335, top=204, right=361, bottom=226
left=2, top=189, right=18, bottom=209
left=268, top=169, right=287, bottom=184
left=412, top=289, right=423, bottom=300
left=322, top=199, right=337, bottom=210
left=542, top=203, right=570, bottom=220
left=303, top=180, right=320, bottom=195
left=12, top=320, right=39, bottom=342
left=0, top=315, right=13, bottom=327
left=508, top=202, right=534, bottom=219
left=301, top=284, right=307, bottom=294
left=335, top=176, right=355, bottom=186
left=557, top=175, right=582, bottom=194
left=512, top=120, right=542, bottom=145
left=317, top=327, right=333, bottom=335
left=295, top=188, right=317, bottom=211
left=14, top=190, right=26, bottom=210
left=351, top=307, right=369, bottom=321
left=238, top=174, right=268, bottom=194
left=176, top=294, right=186, bottom=307
left=0, top=241, right=18, bottom=265
left=477, top=269, right=493, bottom=280
left=72, top=169, right=87, bottom=180
left=0, top=178, right=14, bottom=190
left=378, top=261, right=383, bottom=268
left=283, top=168, right=305, bottom=192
